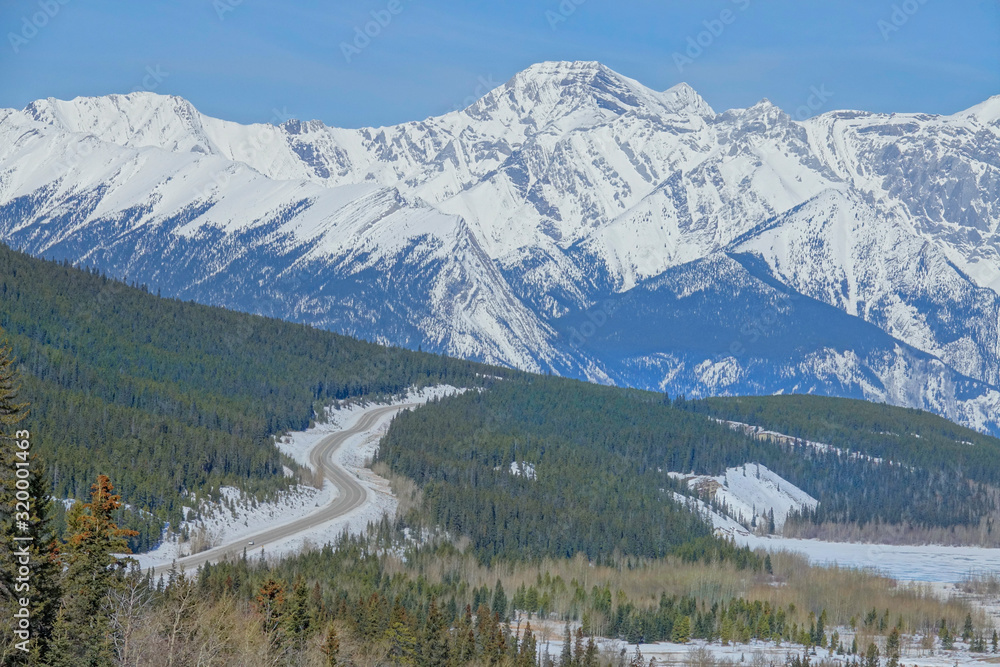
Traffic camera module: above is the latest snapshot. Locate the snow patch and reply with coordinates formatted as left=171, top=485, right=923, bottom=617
left=670, top=463, right=817, bottom=531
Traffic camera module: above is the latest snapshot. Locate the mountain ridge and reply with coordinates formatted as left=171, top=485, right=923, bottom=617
left=3, top=61, right=999, bottom=432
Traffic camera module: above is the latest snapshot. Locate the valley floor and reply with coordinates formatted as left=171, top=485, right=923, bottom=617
left=734, top=535, right=1000, bottom=584
left=526, top=618, right=1000, bottom=666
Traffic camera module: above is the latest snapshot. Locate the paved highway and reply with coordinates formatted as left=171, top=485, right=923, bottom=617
left=152, top=403, right=414, bottom=575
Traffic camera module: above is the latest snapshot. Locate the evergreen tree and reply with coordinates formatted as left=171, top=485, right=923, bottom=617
left=420, top=597, right=448, bottom=667
left=720, top=613, right=734, bottom=645
left=992, top=629, right=998, bottom=653
left=385, top=616, right=418, bottom=665
left=254, top=578, right=287, bottom=640
left=283, top=576, right=313, bottom=650
left=518, top=622, right=538, bottom=667
left=559, top=623, right=572, bottom=667
left=491, top=579, right=508, bottom=620
left=47, top=475, right=138, bottom=667
left=20, top=458, right=61, bottom=664
left=0, top=337, right=46, bottom=663
left=0, top=339, right=62, bottom=663
left=321, top=624, right=340, bottom=666
left=885, top=627, right=900, bottom=667
left=939, top=619, right=954, bottom=650
left=863, top=642, right=880, bottom=667
left=963, top=613, right=974, bottom=641
left=671, top=615, right=691, bottom=643
left=583, top=635, right=599, bottom=667
left=573, top=627, right=585, bottom=666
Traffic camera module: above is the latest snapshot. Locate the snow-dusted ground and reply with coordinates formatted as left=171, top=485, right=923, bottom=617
left=740, top=536, right=1000, bottom=585
left=528, top=619, right=995, bottom=666
left=683, top=495, right=1000, bottom=584
left=670, top=463, right=817, bottom=530
left=133, top=386, right=460, bottom=570
left=667, top=458, right=1000, bottom=585
left=713, top=418, right=888, bottom=466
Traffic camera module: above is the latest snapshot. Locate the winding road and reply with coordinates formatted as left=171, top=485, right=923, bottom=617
left=152, top=403, right=414, bottom=575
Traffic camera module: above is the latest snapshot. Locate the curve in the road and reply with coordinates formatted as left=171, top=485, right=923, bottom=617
left=153, top=403, right=414, bottom=575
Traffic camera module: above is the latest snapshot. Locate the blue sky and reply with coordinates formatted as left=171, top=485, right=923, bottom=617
left=2, top=0, right=998, bottom=128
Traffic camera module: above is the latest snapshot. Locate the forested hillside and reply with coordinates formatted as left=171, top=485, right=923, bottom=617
left=0, top=242, right=514, bottom=549
left=3, top=317, right=996, bottom=664
left=683, top=395, right=1000, bottom=482
left=4, top=237, right=1000, bottom=555
left=680, top=395, right=1000, bottom=543
left=379, top=381, right=1000, bottom=556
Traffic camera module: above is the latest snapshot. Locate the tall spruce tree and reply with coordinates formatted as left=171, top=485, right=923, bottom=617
left=47, top=475, right=138, bottom=667
left=491, top=579, right=508, bottom=620
left=0, top=336, right=61, bottom=663
left=886, top=627, right=901, bottom=667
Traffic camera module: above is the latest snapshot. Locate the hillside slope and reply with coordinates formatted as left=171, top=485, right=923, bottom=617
left=0, top=242, right=513, bottom=548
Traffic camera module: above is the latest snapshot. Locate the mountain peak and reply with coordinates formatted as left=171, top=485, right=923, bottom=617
left=469, top=61, right=711, bottom=132
left=956, top=94, right=1000, bottom=123
left=661, top=82, right=715, bottom=116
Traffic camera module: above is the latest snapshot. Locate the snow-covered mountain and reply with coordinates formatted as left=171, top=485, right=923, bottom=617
left=3, top=61, right=1000, bottom=432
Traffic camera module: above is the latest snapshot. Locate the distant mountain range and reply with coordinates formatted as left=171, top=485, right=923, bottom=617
left=3, top=60, right=1000, bottom=433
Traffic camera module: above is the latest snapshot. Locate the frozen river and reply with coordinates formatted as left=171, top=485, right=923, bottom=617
left=741, top=535, right=1000, bottom=583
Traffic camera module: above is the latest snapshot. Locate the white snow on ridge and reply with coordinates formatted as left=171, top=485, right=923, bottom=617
left=713, top=417, right=889, bottom=466
left=6, top=63, right=1000, bottom=433
left=671, top=492, right=750, bottom=538
left=670, top=463, right=817, bottom=531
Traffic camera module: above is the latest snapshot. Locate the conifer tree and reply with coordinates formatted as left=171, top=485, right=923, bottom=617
left=559, top=623, right=572, bottom=667
left=492, top=579, right=508, bottom=620
left=583, top=635, right=599, bottom=667
left=0, top=337, right=60, bottom=663
left=720, top=613, right=734, bottom=645
left=671, top=615, right=691, bottom=643
left=321, top=624, right=340, bottom=666
left=939, top=618, right=954, bottom=650
left=254, top=578, right=287, bottom=643
left=863, top=642, right=880, bottom=667
left=47, top=475, right=139, bottom=667
left=885, top=627, right=900, bottom=667
left=420, top=596, right=448, bottom=666
left=283, top=576, right=313, bottom=650
left=517, top=621, right=538, bottom=667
